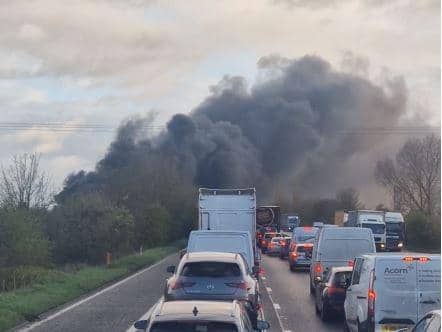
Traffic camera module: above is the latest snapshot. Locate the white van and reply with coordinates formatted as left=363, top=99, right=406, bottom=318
left=344, top=253, right=441, bottom=332
left=309, top=227, right=376, bottom=294
left=187, top=230, right=255, bottom=274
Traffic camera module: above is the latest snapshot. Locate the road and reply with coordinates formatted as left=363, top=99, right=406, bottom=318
left=15, top=251, right=343, bottom=332
left=259, top=254, right=342, bottom=332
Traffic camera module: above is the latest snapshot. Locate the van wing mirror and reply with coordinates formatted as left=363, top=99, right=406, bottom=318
left=166, top=265, right=175, bottom=274
left=179, top=249, right=187, bottom=258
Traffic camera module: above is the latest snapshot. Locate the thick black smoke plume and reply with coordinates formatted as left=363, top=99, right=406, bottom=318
left=59, top=55, right=407, bottom=203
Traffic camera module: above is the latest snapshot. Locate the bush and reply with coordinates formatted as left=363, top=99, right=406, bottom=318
left=405, top=211, right=441, bottom=250
left=0, top=208, right=50, bottom=268
left=46, top=193, right=135, bottom=264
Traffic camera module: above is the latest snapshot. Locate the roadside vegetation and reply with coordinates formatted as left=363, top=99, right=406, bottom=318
left=0, top=242, right=184, bottom=331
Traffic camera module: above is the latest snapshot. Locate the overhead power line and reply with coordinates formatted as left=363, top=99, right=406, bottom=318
left=0, top=122, right=438, bottom=135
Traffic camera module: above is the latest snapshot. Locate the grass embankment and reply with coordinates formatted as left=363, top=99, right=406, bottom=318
left=0, top=240, right=185, bottom=332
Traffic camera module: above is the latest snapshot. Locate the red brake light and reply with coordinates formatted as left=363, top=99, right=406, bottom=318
left=280, top=240, right=286, bottom=246
left=348, top=260, right=354, bottom=267
left=315, top=262, right=322, bottom=274
left=368, top=289, right=376, bottom=300
left=290, top=252, right=298, bottom=260
left=303, top=227, right=312, bottom=231
left=419, top=257, right=430, bottom=263
left=225, top=281, right=250, bottom=290
left=171, top=281, right=195, bottom=290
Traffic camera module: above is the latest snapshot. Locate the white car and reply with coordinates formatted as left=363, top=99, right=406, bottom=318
left=344, top=254, right=441, bottom=332
left=132, top=300, right=270, bottom=332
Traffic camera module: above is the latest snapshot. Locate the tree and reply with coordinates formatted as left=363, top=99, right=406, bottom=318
left=47, top=193, right=135, bottom=264
left=0, top=208, right=50, bottom=267
left=336, top=187, right=362, bottom=211
left=375, top=135, right=441, bottom=216
left=0, top=153, right=52, bottom=209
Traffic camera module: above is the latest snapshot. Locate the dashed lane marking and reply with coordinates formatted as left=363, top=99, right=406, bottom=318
left=261, top=276, right=266, bottom=280
left=273, top=303, right=281, bottom=310
left=266, top=287, right=272, bottom=292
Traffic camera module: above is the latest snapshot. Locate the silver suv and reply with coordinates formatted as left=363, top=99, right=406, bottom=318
left=133, top=300, right=270, bottom=332
left=164, top=252, right=260, bottom=327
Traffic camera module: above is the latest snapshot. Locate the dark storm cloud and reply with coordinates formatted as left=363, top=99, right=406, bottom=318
left=60, top=55, right=407, bottom=200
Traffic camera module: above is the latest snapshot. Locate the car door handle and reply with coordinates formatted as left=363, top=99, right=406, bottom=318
left=357, top=296, right=367, bottom=299
left=421, top=300, right=437, bottom=304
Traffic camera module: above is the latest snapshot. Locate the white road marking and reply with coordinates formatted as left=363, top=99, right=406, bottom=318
left=126, top=299, right=161, bottom=332
left=17, top=254, right=176, bottom=332
left=262, top=272, right=286, bottom=332
left=273, top=303, right=281, bottom=310
left=261, top=276, right=266, bottom=280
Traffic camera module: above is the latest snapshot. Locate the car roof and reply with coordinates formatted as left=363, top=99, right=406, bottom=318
left=331, top=266, right=353, bottom=273
left=153, top=300, right=239, bottom=323
left=183, top=251, right=243, bottom=263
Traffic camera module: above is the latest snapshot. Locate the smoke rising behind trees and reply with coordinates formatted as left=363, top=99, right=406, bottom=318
left=59, top=55, right=410, bottom=205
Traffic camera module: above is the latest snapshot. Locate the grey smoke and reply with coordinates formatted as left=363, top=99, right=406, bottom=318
left=60, top=55, right=408, bottom=202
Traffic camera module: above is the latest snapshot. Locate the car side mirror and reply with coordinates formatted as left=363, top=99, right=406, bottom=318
left=179, top=249, right=187, bottom=258
left=134, top=320, right=148, bottom=331
left=252, top=266, right=260, bottom=275
left=256, top=320, right=270, bottom=330
left=166, top=265, right=175, bottom=274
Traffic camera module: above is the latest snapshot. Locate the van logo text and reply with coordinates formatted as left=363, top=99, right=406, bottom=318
left=385, top=267, right=408, bottom=274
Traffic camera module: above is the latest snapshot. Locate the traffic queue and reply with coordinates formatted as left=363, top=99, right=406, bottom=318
left=259, top=223, right=441, bottom=332
left=132, top=188, right=269, bottom=332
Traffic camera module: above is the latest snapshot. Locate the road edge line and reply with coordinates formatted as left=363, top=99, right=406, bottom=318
left=16, top=253, right=176, bottom=332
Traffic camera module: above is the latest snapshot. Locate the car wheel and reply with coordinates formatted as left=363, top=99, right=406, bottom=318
left=343, top=318, right=350, bottom=332
left=320, top=300, right=331, bottom=322
left=315, top=293, right=320, bottom=315
left=357, top=319, right=368, bottom=332
left=289, top=263, right=296, bottom=272
left=309, top=282, right=315, bottom=295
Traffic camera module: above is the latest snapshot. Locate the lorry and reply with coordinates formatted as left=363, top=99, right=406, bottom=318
left=384, top=211, right=406, bottom=251
left=280, top=213, right=300, bottom=231
left=345, top=210, right=386, bottom=251
left=198, top=188, right=256, bottom=245
left=256, top=206, right=281, bottom=231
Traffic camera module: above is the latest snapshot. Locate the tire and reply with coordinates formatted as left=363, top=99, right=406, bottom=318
left=320, top=300, right=331, bottom=322
left=289, top=263, right=296, bottom=272
left=357, top=319, right=368, bottom=332
left=343, top=318, right=350, bottom=332
left=315, top=293, right=320, bottom=315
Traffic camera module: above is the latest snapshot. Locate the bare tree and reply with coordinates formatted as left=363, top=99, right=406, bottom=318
left=336, top=187, right=362, bottom=211
left=0, top=153, right=52, bottom=209
left=375, top=135, right=441, bottom=216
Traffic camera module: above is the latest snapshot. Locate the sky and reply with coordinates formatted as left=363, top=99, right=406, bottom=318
left=0, top=0, right=440, bottom=204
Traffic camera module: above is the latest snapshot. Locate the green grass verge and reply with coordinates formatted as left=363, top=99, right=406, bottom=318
left=0, top=241, right=185, bottom=332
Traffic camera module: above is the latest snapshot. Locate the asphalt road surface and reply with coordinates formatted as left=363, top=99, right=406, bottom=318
left=260, top=254, right=342, bottom=332
left=16, top=254, right=179, bottom=332
left=15, top=251, right=344, bottom=332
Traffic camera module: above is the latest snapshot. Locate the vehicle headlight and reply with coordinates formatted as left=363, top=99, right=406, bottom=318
left=398, top=242, right=403, bottom=248
left=381, top=244, right=385, bottom=248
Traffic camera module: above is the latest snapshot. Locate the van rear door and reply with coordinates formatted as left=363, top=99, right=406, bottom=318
left=417, top=255, right=441, bottom=321
left=375, top=257, right=417, bottom=327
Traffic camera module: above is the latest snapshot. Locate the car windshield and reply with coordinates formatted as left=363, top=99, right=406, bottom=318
left=150, top=322, right=238, bottom=332
left=181, top=262, right=241, bottom=278
left=362, top=223, right=385, bottom=234
left=386, top=223, right=403, bottom=234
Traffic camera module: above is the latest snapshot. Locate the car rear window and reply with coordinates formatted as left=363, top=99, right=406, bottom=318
left=272, top=237, right=282, bottom=242
left=296, top=246, right=312, bottom=253
left=150, top=322, right=238, bottom=332
left=181, top=262, right=241, bottom=278
left=265, top=233, right=281, bottom=239
left=322, top=239, right=373, bottom=260
left=332, top=271, right=352, bottom=287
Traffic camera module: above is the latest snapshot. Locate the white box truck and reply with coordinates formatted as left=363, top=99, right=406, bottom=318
left=345, top=210, right=387, bottom=251
left=198, top=188, right=256, bottom=245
